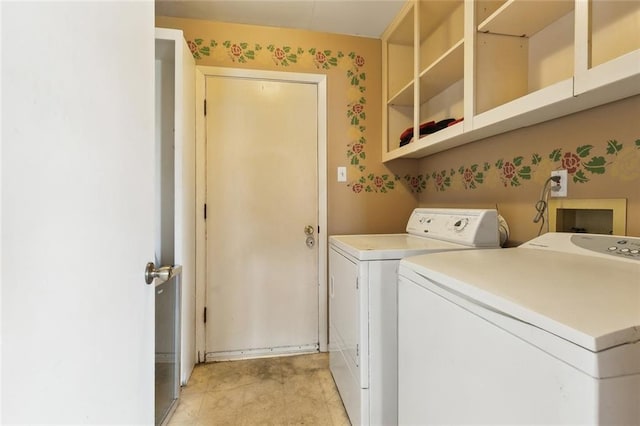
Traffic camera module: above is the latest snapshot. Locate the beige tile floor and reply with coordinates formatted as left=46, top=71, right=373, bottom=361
left=167, top=352, right=351, bottom=426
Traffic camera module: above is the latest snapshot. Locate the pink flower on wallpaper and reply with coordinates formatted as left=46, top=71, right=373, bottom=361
left=315, top=51, right=327, bottom=64
left=230, top=44, right=242, bottom=57
left=462, top=168, right=474, bottom=184
left=435, top=173, right=444, bottom=188
left=274, top=48, right=286, bottom=61
left=187, top=40, right=198, bottom=54
left=354, top=55, right=365, bottom=67
left=351, top=183, right=363, bottom=193
left=561, top=152, right=581, bottom=174
left=502, top=161, right=516, bottom=179
left=373, top=176, right=384, bottom=188
left=409, top=176, right=420, bottom=189
left=351, top=143, right=363, bottom=154
left=352, top=103, right=364, bottom=114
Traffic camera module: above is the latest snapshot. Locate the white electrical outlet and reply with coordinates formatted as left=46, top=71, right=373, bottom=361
left=550, top=169, right=568, bottom=197
left=337, top=166, right=347, bottom=182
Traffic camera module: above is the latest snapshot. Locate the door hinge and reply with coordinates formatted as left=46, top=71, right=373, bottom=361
left=356, top=277, right=359, bottom=289
left=204, top=99, right=207, bottom=116
left=204, top=203, right=207, bottom=220
left=356, top=344, right=359, bottom=358
left=204, top=307, right=207, bottom=323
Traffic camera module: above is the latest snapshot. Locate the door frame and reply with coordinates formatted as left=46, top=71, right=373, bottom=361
left=194, top=66, right=328, bottom=359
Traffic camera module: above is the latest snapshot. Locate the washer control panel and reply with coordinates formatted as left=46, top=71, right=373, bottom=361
left=522, top=233, right=640, bottom=262
left=573, top=235, right=640, bottom=260
left=406, top=208, right=500, bottom=247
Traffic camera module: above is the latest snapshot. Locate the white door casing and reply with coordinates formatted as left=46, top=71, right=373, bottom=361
left=2, top=2, right=155, bottom=423
left=194, top=67, right=328, bottom=360
left=155, top=27, right=197, bottom=385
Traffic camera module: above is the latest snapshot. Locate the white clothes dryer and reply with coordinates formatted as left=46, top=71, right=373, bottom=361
left=328, top=208, right=504, bottom=425
left=397, top=232, right=640, bottom=425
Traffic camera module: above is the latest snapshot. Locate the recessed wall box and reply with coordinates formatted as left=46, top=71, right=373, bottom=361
left=549, top=198, right=627, bottom=235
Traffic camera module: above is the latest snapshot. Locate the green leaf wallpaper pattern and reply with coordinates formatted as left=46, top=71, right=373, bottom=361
left=404, top=174, right=428, bottom=193
left=186, top=37, right=382, bottom=192
left=266, top=45, right=304, bottom=66
left=350, top=174, right=400, bottom=194
left=186, top=37, right=639, bottom=196
left=421, top=138, right=640, bottom=192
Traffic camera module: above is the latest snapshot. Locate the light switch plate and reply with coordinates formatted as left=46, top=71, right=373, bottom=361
left=337, top=166, right=347, bottom=182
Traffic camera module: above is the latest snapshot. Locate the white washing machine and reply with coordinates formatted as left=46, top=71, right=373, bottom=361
left=329, top=208, right=505, bottom=426
left=398, top=232, right=640, bottom=425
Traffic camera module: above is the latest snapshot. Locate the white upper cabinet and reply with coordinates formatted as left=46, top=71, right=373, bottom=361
left=574, top=0, right=640, bottom=101
left=382, top=0, right=640, bottom=161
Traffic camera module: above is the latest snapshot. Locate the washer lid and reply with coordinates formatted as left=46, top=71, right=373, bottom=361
left=329, top=234, right=471, bottom=260
left=399, top=248, right=640, bottom=352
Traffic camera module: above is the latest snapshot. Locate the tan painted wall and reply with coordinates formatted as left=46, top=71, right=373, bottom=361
left=417, top=95, right=640, bottom=245
left=157, top=17, right=639, bottom=244
left=156, top=16, right=418, bottom=235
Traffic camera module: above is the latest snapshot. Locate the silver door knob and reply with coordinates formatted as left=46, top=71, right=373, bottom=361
left=305, top=236, right=315, bottom=248
left=145, top=262, right=173, bottom=285
left=304, top=225, right=315, bottom=235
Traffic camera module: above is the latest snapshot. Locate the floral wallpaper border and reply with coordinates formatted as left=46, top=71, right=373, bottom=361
left=186, top=38, right=639, bottom=197
left=186, top=38, right=398, bottom=193
left=423, top=139, right=640, bottom=193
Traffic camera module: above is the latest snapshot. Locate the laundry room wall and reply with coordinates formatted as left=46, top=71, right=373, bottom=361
left=155, top=16, right=419, bottom=236
left=416, top=95, right=640, bottom=245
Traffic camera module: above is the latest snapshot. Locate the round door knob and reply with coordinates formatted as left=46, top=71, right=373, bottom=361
left=305, top=236, right=315, bottom=248
left=145, top=262, right=172, bottom=285
left=304, top=225, right=315, bottom=235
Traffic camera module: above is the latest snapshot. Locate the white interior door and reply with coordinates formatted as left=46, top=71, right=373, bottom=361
left=204, top=75, right=319, bottom=359
left=2, top=2, right=155, bottom=423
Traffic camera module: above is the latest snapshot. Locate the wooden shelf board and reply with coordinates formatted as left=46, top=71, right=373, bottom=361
left=478, top=0, right=574, bottom=37
left=474, top=78, right=574, bottom=129
left=388, top=79, right=415, bottom=106
left=419, top=39, right=464, bottom=102
left=383, top=122, right=466, bottom=161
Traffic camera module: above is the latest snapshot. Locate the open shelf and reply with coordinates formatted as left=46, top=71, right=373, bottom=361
left=389, top=80, right=415, bottom=107
left=386, top=4, right=415, bottom=99
left=383, top=121, right=468, bottom=161
left=419, top=39, right=464, bottom=103
left=382, top=0, right=640, bottom=161
left=419, top=0, right=464, bottom=39
left=574, top=0, right=640, bottom=100
left=475, top=1, right=574, bottom=115
left=589, top=0, right=639, bottom=68
left=478, top=0, right=574, bottom=37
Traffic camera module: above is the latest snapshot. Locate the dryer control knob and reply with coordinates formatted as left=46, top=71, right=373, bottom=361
left=453, top=218, right=469, bottom=232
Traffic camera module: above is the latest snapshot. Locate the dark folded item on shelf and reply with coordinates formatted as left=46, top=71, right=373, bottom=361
left=399, top=118, right=462, bottom=147
left=427, top=118, right=456, bottom=133
left=399, top=121, right=435, bottom=147
left=399, top=126, right=416, bottom=142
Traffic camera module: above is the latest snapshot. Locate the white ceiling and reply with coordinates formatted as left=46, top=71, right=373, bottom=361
left=155, top=0, right=406, bottom=38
